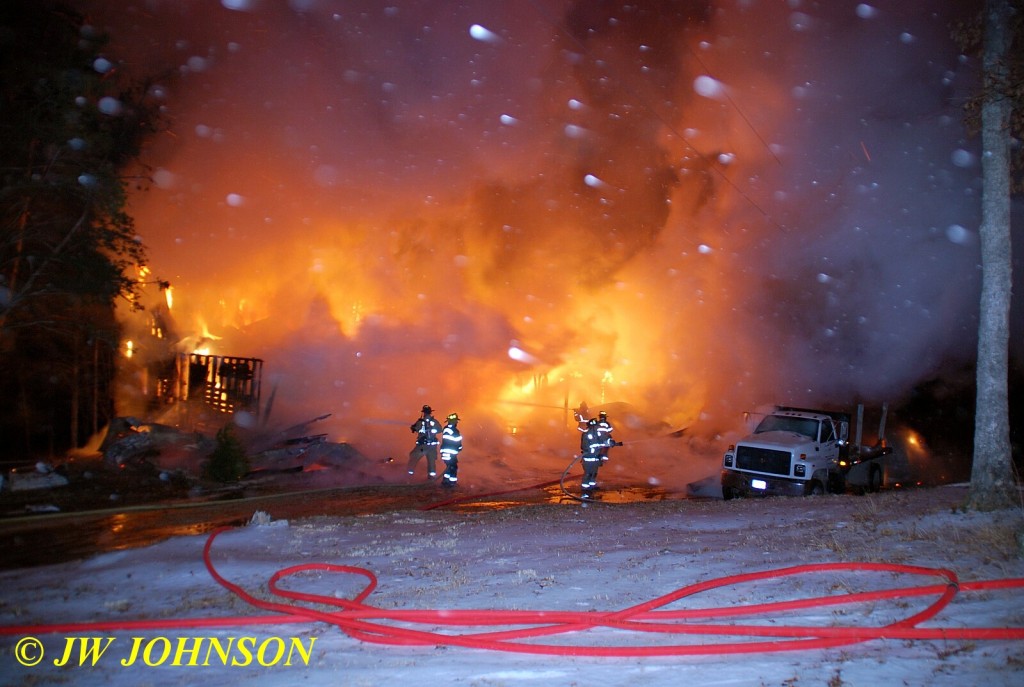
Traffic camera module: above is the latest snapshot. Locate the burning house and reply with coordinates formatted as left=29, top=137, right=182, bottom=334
left=117, top=281, right=264, bottom=433
left=89, top=0, right=990, bottom=472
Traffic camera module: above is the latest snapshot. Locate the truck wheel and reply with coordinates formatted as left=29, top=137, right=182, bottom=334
left=807, top=481, right=825, bottom=496
left=722, top=486, right=735, bottom=501
left=867, top=465, right=882, bottom=493
left=829, top=473, right=846, bottom=495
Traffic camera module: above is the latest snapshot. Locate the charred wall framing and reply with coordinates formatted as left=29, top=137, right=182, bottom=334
left=179, top=353, right=263, bottom=417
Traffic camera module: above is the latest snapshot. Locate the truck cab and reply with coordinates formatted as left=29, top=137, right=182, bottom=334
left=721, top=407, right=850, bottom=499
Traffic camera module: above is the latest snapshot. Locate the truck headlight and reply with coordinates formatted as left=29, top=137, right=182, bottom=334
left=794, top=463, right=806, bottom=477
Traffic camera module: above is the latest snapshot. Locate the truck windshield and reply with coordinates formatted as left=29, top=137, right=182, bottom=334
left=754, top=415, right=820, bottom=440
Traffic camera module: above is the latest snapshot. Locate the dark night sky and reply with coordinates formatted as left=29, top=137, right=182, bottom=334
left=66, top=0, right=1019, bottom=455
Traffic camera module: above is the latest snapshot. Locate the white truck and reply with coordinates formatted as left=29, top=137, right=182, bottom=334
left=721, top=405, right=891, bottom=499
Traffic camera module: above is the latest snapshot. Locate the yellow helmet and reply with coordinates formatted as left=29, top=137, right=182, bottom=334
left=447, top=413, right=460, bottom=422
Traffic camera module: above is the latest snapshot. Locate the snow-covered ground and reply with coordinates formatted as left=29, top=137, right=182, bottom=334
left=1, top=482, right=1022, bottom=686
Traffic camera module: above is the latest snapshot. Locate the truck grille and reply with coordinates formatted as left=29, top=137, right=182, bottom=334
left=735, top=446, right=792, bottom=476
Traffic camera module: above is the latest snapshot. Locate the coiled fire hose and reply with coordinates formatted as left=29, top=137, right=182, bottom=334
left=3, top=525, right=1024, bottom=656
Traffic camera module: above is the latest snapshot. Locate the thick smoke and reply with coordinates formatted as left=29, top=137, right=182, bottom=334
left=73, top=0, right=1006, bottom=477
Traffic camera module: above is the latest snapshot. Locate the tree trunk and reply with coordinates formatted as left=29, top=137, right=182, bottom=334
left=70, top=346, right=80, bottom=451
left=92, top=337, right=100, bottom=437
left=968, top=0, right=1018, bottom=511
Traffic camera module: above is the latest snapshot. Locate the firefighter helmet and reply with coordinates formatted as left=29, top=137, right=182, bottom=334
left=422, top=405, right=432, bottom=413
left=599, top=411, right=608, bottom=419
left=588, top=418, right=598, bottom=426
left=447, top=413, right=460, bottom=422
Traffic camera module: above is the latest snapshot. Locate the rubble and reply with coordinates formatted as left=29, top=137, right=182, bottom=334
left=7, top=464, right=69, bottom=492
left=101, top=417, right=211, bottom=471
left=1, top=414, right=386, bottom=517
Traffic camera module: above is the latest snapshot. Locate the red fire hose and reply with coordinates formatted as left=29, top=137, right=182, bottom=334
left=418, top=478, right=563, bottom=510
left=3, top=526, right=1023, bottom=657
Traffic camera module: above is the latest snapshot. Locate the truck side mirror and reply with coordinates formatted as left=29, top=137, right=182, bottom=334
left=838, top=421, right=849, bottom=442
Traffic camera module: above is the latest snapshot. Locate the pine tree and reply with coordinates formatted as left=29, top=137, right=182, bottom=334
left=0, top=1, right=162, bottom=457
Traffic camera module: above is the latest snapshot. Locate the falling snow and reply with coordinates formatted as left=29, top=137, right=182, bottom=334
left=693, top=74, right=727, bottom=100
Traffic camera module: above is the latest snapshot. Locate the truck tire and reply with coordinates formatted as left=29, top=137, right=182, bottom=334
left=828, top=472, right=846, bottom=495
left=867, top=464, right=882, bottom=493
left=722, top=486, right=736, bottom=501
left=807, top=480, right=825, bottom=496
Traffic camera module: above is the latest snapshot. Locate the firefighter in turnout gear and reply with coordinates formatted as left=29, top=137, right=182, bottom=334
left=440, top=412, right=463, bottom=487
left=580, top=418, right=604, bottom=496
left=596, top=410, right=621, bottom=462
left=573, top=401, right=591, bottom=433
left=408, top=404, right=441, bottom=478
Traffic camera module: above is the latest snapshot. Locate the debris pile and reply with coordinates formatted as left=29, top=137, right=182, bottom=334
left=1, top=413, right=383, bottom=516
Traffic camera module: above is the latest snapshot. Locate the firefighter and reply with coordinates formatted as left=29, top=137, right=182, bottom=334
left=596, top=410, right=621, bottom=463
left=440, top=412, right=463, bottom=487
left=573, top=401, right=591, bottom=433
left=407, top=404, right=441, bottom=478
left=580, top=418, right=604, bottom=496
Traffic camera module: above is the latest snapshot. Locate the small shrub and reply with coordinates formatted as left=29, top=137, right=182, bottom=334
left=204, top=424, right=249, bottom=482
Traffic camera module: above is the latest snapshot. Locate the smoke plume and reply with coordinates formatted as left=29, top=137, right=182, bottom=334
left=71, top=0, right=1008, bottom=476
